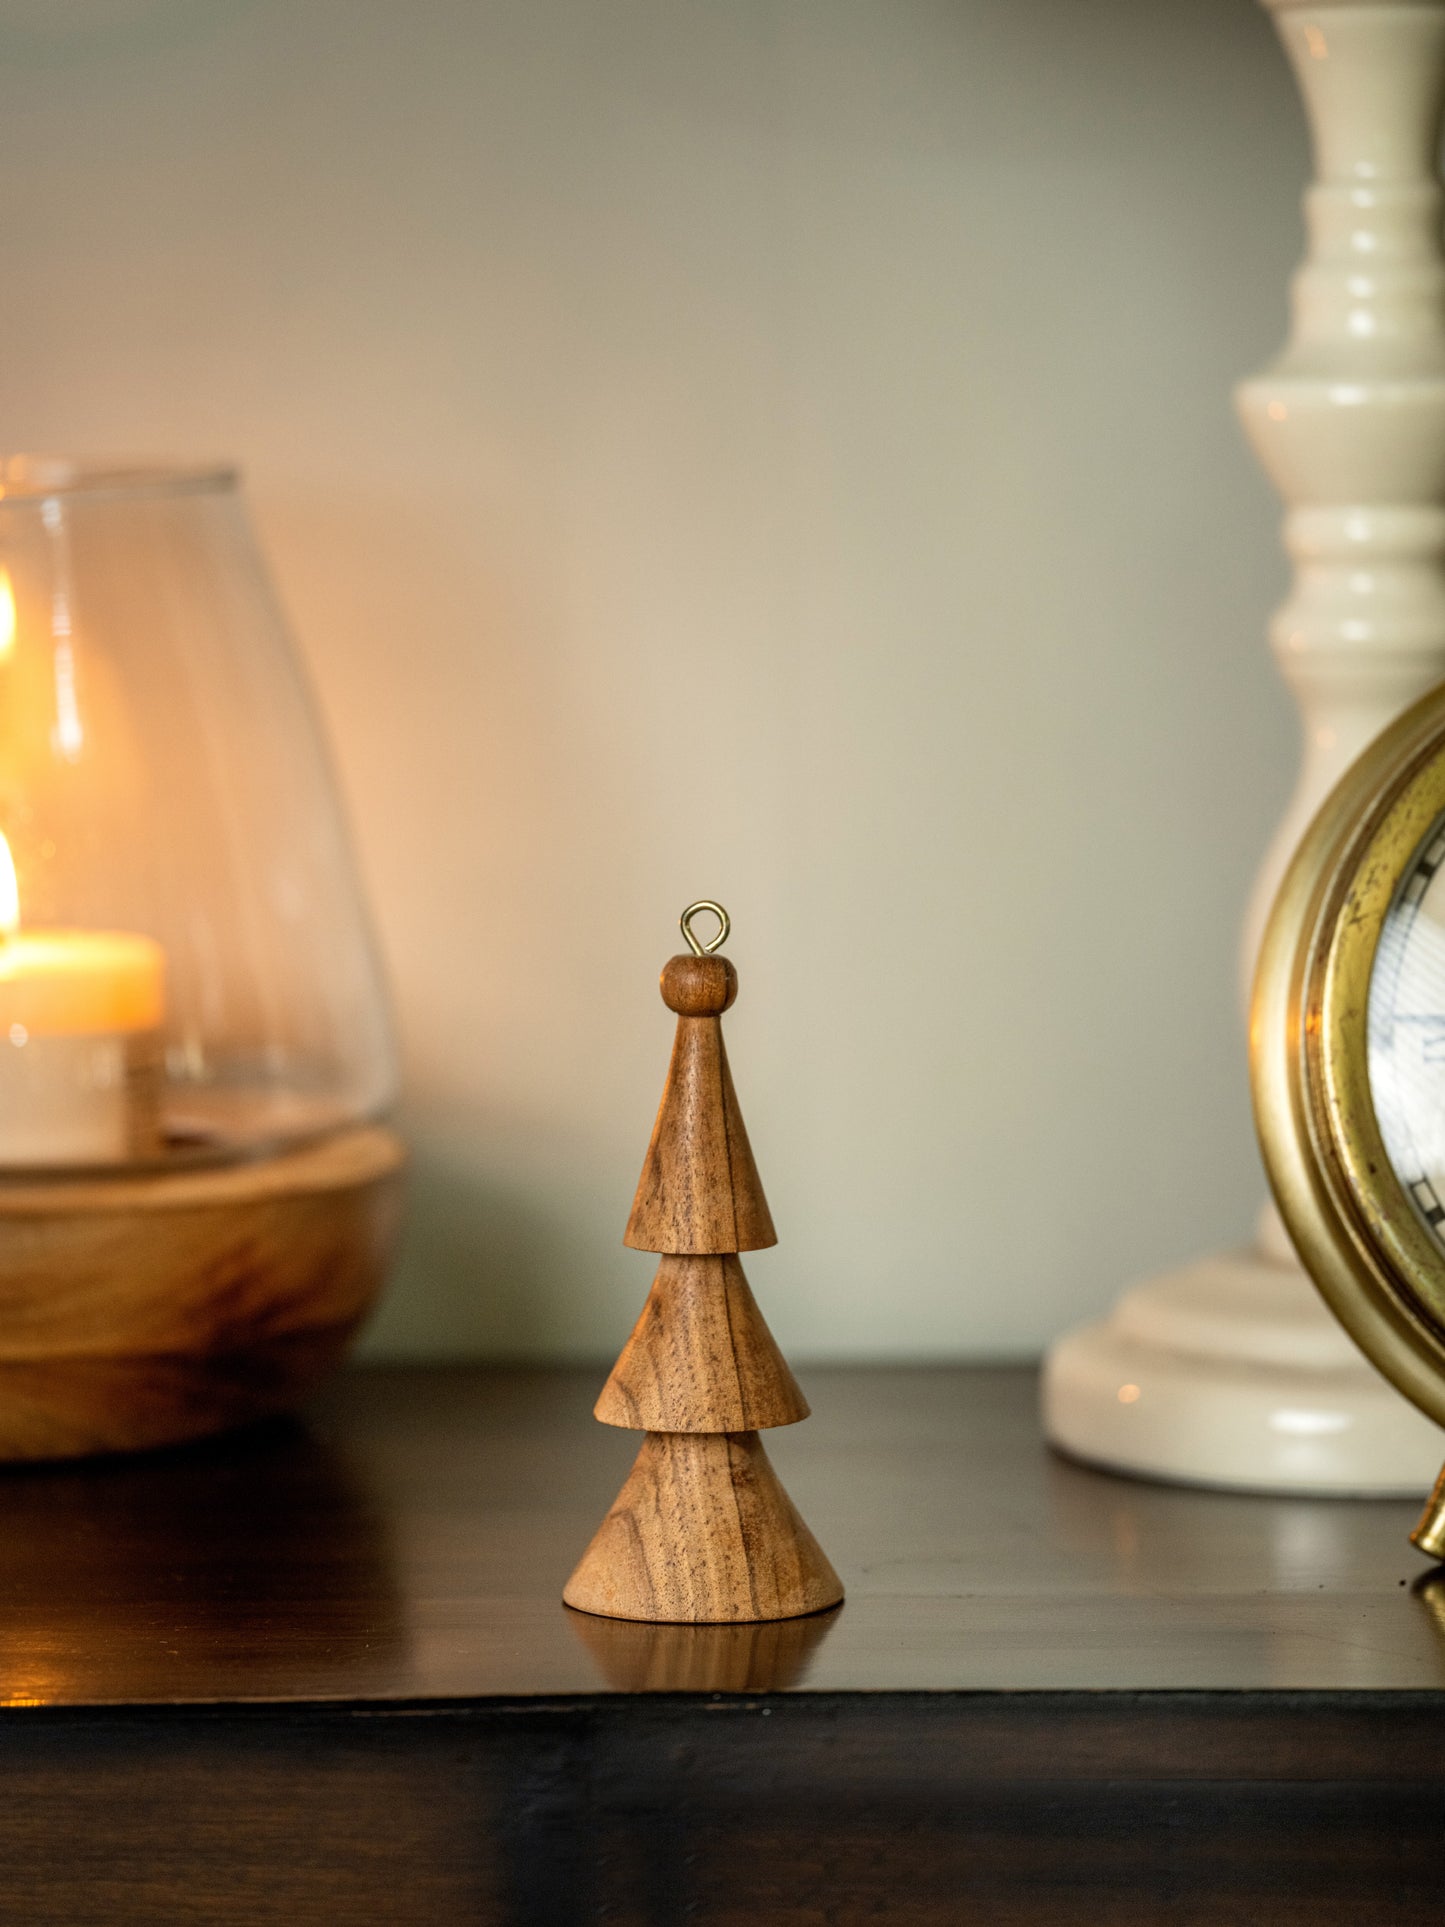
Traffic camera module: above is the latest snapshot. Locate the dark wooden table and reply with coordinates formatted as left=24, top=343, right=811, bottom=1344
left=1, top=1364, right=1442, bottom=1924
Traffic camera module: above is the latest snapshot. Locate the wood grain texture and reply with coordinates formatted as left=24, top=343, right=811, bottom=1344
left=624, top=958, right=775, bottom=1255
left=594, top=1254, right=808, bottom=1434
left=6, top=1364, right=1445, bottom=1705
left=2, top=1368, right=1445, bottom=1925
left=658, top=953, right=736, bottom=1018
left=583, top=935, right=835, bottom=1622
left=563, top=1429, right=844, bottom=1623
left=5, top=1697, right=1445, bottom=1927
left=0, top=1124, right=405, bottom=1459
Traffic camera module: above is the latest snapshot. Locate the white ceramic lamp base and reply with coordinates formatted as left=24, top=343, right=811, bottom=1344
left=1043, top=1248, right=1444, bottom=1494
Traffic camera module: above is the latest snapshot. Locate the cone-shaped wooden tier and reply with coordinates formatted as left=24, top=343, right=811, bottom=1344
left=594, top=1255, right=808, bottom=1433
left=564, top=1431, right=841, bottom=1623
left=624, top=950, right=776, bottom=1255
left=564, top=904, right=843, bottom=1625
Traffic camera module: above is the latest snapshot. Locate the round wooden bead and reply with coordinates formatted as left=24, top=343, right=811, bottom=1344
left=660, top=953, right=737, bottom=1016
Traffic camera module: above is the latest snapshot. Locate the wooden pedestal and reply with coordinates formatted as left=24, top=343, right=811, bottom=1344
left=0, top=1123, right=405, bottom=1459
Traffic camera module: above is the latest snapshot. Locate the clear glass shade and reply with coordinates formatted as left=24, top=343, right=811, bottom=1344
left=0, top=459, right=396, bottom=1171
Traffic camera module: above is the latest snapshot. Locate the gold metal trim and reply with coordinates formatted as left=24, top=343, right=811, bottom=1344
left=1318, top=743, right=1445, bottom=1335
left=1252, top=680, right=1445, bottom=1431
left=1412, top=1465, right=1445, bottom=1560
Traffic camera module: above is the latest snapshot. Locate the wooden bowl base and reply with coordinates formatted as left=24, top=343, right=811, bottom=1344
left=0, top=1125, right=405, bottom=1460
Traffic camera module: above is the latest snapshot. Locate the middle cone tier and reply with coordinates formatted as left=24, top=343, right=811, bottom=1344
left=594, top=1254, right=808, bottom=1433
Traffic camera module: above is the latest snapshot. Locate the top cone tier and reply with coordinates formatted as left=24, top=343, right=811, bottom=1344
left=624, top=949, right=777, bottom=1255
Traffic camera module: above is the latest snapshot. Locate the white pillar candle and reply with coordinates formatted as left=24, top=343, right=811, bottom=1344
left=0, top=835, right=165, bottom=1166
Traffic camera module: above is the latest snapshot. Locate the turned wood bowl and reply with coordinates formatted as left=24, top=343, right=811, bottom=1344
left=0, top=1123, right=405, bottom=1459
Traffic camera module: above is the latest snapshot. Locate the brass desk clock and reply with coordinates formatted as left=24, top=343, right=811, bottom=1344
left=1254, top=681, right=1445, bottom=1558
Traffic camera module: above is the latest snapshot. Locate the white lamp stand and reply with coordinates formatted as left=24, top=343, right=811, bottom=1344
left=1044, top=0, right=1445, bottom=1493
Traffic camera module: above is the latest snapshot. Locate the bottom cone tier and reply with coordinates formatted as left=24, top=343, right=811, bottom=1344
left=563, top=1428, right=844, bottom=1624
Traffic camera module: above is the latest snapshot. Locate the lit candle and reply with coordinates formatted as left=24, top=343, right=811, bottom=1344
left=0, top=833, right=165, bottom=1165
left=0, top=567, right=15, bottom=664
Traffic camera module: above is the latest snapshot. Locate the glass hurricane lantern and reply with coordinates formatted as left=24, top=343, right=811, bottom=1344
left=0, top=459, right=404, bottom=1457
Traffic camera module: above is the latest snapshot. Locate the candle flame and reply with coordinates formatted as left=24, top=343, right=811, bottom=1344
left=0, top=832, right=18, bottom=937
left=0, top=568, right=13, bottom=663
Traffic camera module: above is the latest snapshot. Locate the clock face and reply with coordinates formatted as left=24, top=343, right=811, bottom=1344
left=1369, top=810, right=1445, bottom=1253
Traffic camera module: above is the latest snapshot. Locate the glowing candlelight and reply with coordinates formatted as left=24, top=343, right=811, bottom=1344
left=0, top=568, right=14, bottom=666
left=0, top=829, right=165, bottom=1164
left=0, top=831, right=16, bottom=934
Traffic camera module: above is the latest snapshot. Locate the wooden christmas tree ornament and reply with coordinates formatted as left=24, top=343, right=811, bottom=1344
left=564, top=901, right=843, bottom=1624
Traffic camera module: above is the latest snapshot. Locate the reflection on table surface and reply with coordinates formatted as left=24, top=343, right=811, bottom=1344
left=0, top=1364, right=1440, bottom=1704
left=566, top=1604, right=841, bottom=1692
left=0, top=1415, right=407, bottom=1706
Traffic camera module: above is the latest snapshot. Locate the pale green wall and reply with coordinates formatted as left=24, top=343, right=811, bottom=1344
left=0, top=0, right=1303, bottom=1359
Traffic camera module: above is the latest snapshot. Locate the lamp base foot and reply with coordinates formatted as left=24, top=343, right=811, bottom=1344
left=1042, top=1247, right=1443, bottom=1496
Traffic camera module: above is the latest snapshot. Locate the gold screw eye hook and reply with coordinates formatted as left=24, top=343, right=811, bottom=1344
left=680, top=900, right=730, bottom=957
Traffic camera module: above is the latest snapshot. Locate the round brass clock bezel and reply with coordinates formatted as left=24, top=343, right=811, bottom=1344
left=1252, top=681, right=1445, bottom=1433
